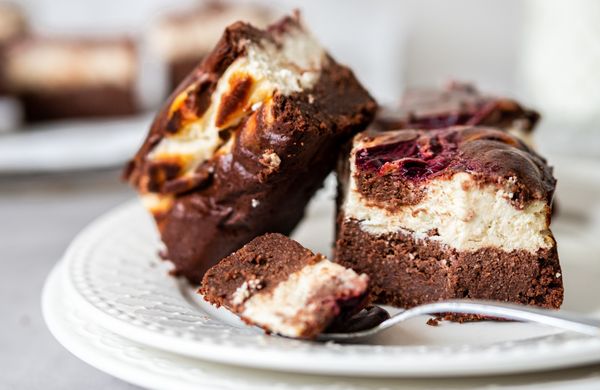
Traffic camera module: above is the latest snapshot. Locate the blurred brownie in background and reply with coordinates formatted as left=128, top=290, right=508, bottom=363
left=375, top=82, right=540, bottom=147
left=149, top=1, right=273, bottom=91
left=4, top=37, right=139, bottom=122
left=0, top=2, right=27, bottom=95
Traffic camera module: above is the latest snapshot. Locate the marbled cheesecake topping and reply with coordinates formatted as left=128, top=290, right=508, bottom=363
left=374, top=82, right=540, bottom=145
left=125, top=13, right=376, bottom=283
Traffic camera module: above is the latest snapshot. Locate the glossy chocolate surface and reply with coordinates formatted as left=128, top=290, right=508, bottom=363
left=125, top=14, right=376, bottom=283
left=354, top=127, right=556, bottom=208
left=375, top=82, right=540, bottom=133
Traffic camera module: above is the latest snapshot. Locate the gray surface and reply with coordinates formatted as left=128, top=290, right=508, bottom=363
left=2, top=170, right=600, bottom=390
left=0, top=171, right=139, bottom=389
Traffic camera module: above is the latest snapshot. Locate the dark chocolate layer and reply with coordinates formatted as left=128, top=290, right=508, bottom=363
left=354, top=127, right=556, bottom=210
left=168, top=56, right=204, bottom=91
left=201, top=232, right=370, bottom=339
left=335, top=218, right=563, bottom=310
left=126, top=14, right=377, bottom=283
left=375, top=82, right=539, bottom=133
left=17, top=87, right=138, bottom=122
left=200, top=233, right=319, bottom=309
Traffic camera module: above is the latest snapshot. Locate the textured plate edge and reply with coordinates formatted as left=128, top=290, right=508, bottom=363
left=43, top=260, right=240, bottom=390
left=42, top=260, right=600, bottom=390
left=60, top=200, right=600, bottom=378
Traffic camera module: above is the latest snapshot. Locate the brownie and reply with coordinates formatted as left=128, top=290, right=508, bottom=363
left=336, top=219, right=562, bottom=313
left=4, top=36, right=138, bottom=122
left=375, top=82, right=539, bottom=145
left=149, top=1, right=273, bottom=91
left=200, top=233, right=369, bottom=339
left=126, top=13, right=377, bottom=283
left=17, top=86, right=137, bottom=121
left=335, top=126, right=563, bottom=315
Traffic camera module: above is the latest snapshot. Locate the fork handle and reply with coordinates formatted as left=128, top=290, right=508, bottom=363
left=380, top=300, right=600, bottom=336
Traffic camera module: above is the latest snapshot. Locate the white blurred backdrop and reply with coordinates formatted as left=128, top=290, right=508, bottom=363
left=11, top=0, right=600, bottom=156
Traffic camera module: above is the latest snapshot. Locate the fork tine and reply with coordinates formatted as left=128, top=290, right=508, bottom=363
left=317, top=300, right=600, bottom=342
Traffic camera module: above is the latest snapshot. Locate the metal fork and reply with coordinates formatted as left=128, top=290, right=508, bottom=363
left=318, top=300, right=600, bottom=342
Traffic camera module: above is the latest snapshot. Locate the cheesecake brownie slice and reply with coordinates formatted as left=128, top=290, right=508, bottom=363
left=201, top=233, right=369, bottom=339
left=126, top=13, right=376, bottom=283
left=4, top=36, right=138, bottom=121
left=375, top=82, right=539, bottom=146
left=149, top=1, right=273, bottom=90
left=335, top=126, right=563, bottom=312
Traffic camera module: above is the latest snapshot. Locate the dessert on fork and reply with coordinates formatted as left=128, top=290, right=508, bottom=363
left=200, top=233, right=369, bottom=339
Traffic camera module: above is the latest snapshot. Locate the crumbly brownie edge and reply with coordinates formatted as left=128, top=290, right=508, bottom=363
left=199, top=233, right=320, bottom=310
left=335, top=218, right=563, bottom=310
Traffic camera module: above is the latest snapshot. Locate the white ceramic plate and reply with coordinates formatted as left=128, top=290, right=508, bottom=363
left=0, top=115, right=151, bottom=174
left=56, top=156, right=600, bottom=377
left=43, top=260, right=600, bottom=390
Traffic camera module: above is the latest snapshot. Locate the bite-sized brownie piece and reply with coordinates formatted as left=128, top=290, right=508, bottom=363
left=0, top=2, right=27, bottom=95
left=126, top=13, right=377, bottom=284
left=149, top=1, right=273, bottom=91
left=375, top=82, right=540, bottom=146
left=335, top=126, right=563, bottom=314
left=201, top=233, right=369, bottom=339
left=4, top=36, right=138, bottom=121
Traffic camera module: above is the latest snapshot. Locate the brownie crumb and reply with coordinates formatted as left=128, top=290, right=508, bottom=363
left=426, top=317, right=440, bottom=326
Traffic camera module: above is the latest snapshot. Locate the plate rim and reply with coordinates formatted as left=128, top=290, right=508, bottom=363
left=58, top=199, right=600, bottom=378
left=0, top=114, right=151, bottom=174
left=46, top=261, right=600, bottom=390
left=43, top=261, right=266, bottom=390
left=42, top=263, right=195, bottom=390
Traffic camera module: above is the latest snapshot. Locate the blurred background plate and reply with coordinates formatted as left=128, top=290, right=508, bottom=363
left=0, top=115, right=151, bottom=174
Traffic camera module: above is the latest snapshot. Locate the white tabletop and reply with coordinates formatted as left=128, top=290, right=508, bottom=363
left=2, top=170, right=600, bottom=390
left=0, top=171, right=139, bottom=389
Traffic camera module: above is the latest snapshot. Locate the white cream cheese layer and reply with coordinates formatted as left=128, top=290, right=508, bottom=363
left=148, top=23, right=325, bottom=178
left=149, top=6, right=272, bottom=61
left=238, top=259, right=368, bottom=338
left=6, top=43, right=136, bottom=91
left=343, top=144, right=554, bottom=253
